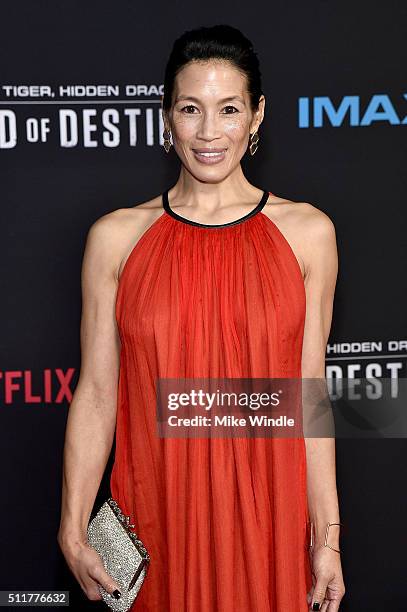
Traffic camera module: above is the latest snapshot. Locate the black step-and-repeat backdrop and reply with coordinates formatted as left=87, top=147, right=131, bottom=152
left=1, top=1, right=406, bottom=610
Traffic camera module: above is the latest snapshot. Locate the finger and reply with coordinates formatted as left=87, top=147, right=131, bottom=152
left=310, top=602, right=327, bottom=612
left=326, top=596, right=343, bottom=612
left=307, top=587, right=317, bottom=606
left=80, top=576, right=103, bottom=602
left=320, top=600, right=329, bottom=612
left=76, top=567, right=104, bottom=602
left=310, top=576, right=329, bottom=611
left=307, top=569, right=317, bottom=604
left=88, top=562, right=123, bottom=601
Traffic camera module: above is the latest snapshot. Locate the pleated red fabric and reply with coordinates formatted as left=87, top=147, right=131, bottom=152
left=110, top=190, right=313, bottom=611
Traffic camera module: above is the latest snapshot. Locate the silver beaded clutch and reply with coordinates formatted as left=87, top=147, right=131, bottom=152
left=87, top=497, right=150, bottom=611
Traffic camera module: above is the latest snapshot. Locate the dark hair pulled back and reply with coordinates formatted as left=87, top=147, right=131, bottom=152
left=162, top=24, right=264, bottom=114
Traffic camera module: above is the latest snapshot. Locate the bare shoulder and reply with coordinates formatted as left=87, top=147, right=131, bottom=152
left=289, top=199, right=337, bottom=265
left=263, top=194, right=337, bottom=279
left=265, top=193, right=335, bottom=232
left=86, top=193, right=165, bottom=282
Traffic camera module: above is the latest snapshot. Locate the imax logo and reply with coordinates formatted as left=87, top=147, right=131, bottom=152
left=298, top=95, right=407, bottom=127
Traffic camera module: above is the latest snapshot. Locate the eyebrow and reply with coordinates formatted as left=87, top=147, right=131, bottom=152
left=175, top=95, right=245, bottom=104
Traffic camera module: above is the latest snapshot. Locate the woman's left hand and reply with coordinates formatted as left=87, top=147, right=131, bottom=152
left=306, top=545, right=346, bottom=611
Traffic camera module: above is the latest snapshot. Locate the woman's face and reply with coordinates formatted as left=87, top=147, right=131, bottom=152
left=163, top=60, right=264, bottom=181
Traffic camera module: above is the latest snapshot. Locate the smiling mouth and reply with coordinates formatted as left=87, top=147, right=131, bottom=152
left=193, top=149, right=227, bottom=157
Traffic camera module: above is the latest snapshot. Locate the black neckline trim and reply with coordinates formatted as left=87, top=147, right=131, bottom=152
left=162, top=189, right=270, bottom=229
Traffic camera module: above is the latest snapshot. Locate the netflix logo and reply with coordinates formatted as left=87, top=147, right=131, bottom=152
left=0, top=368, right=77, bottom=405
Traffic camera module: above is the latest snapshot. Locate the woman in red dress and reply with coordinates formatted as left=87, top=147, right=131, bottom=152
left=58, top=24, right=345, bottom=611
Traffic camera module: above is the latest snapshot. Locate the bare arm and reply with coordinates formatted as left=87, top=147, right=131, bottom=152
left=302, top=207, right=345, bottom=612
left=300, top=208, right=345, bottom=608
left=57, top=212, right=125, bottom=601
left=58, top=213, right=123, bottom=543
left=301, top=209, right=340, bottom=546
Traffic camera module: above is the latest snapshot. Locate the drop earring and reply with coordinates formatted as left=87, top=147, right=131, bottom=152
left=249, top=131, right=259, bottom=156
left=163, top=128, right=172, bottom=153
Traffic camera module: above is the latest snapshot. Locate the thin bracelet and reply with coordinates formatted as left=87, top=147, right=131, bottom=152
left=309, top=521, right=343, bottom=553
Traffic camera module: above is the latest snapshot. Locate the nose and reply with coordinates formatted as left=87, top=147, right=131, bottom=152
left=196, top=111, right=222, bottom=141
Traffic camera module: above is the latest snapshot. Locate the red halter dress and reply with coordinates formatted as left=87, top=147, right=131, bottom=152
left=110, top=188, right=312, bottom=611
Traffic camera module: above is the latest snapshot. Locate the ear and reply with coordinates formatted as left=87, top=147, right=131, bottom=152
left=161, top=103, right=168, bottom=130
left=251, top=95, right=266, bottom=132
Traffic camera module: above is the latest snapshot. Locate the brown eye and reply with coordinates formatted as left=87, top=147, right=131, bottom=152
left=181, top=105, right=197, bottom=114
left=223, top=106, right=239, bottom=114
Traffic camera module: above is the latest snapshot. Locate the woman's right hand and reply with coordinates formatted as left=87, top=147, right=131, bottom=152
left=58, top=534, right=123, bottom=603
